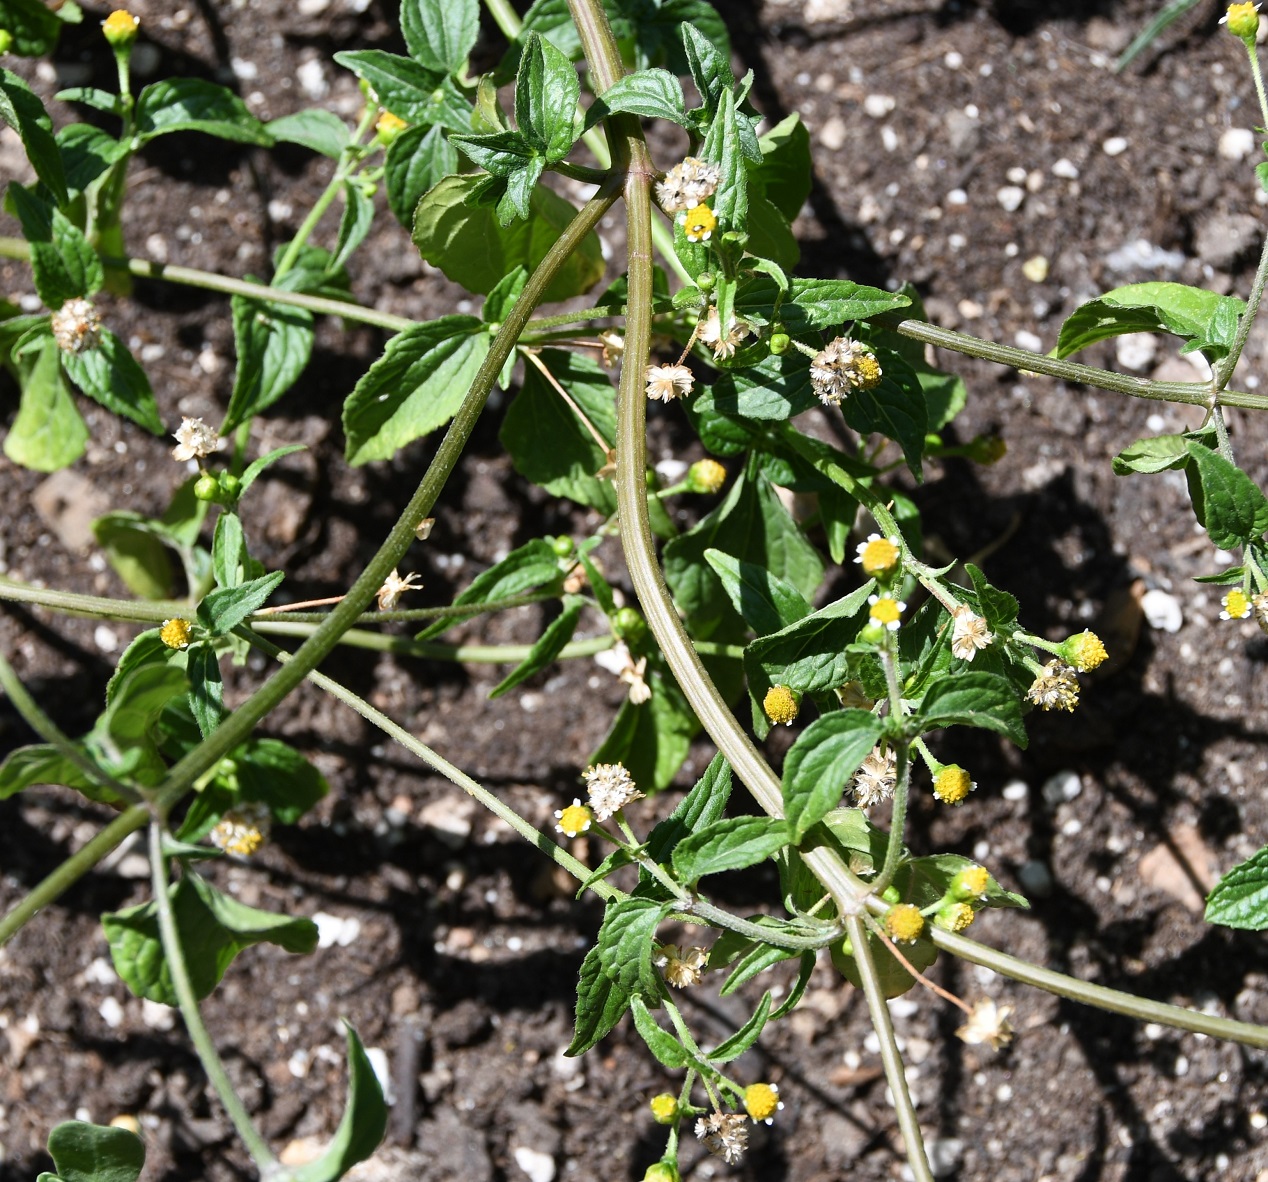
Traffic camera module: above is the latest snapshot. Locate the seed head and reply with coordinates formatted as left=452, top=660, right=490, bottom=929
left=1253, top=592, right=1268, bottom=634
left=951, top=606, right=994, bottom=661
left=376, top=569, right=423, bottom=610
left=854, top=745, right=897, bottom=808
left=645, top=363, right=694, bottom=403
left=656, top=944, right=708, bottom=989
left=171, top=416, right=219, bottom=463
left=695, top=1110, right=747, bottom=1164
left=51, top=298, right=103, bottom=354
left=699, top=307, right=751, bottom=359
left=957, top=997, right=1014, bottom=1050
left=1026, top=660, right=1080, bottom=712
left=810, top=337, right=882, bottom=405
left=655, top=156, right=721, bottom=213
left=583, top=761, right=644, bottom=821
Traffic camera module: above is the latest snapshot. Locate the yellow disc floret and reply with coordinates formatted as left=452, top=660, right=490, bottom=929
left=763, top=684, right=799, bottom=727
left=1223, top=1, right=1261, bottom=40
left=933, top=764, right=975, bottom=805
left=868, top=595, right=904, bottom=630
left=884, top=903, right=924, bottom=943
left=649, top=1093, right=678, bottom=1124
left=683, top=203, right=717, bottom=243
left=950, top=864, right=991, bottom=901
left=160, top=618, right=193, bottom=649
left=935, top=902, right=976, bottom=932
left=687, top=458, right=727, bottom=494
left=1221, top=589, right=1252, bottom=621
left=743, top=1083, right=782, bottom=1124
left=856, top=533, right=900, bottom=578
left=375, top=110, right=408, bottom=144
left=102, top=10, right=139, bottom=46
left=1060, top=629, right=1108, bottom=671
left=553, top=799, right=593, bottom=838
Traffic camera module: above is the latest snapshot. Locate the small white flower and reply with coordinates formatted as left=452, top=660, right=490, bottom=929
left=171, top=417, right=220, bottom=463
left=951, top=605, right=994, bottom=661
left=656, top=156, right=721, bottom=213
left=376, top=569, right=423, bottom=610
left=583, top=761, right=644, bottom=821
left=699, top=307, right=751, bottom=360
left=854, top=745, right=897, bottom=808
left=645, top=363, right=694, bottom=402
left=695, top=1110, right=748, bottom=1164
left=50, top=297, right=102, bottom=354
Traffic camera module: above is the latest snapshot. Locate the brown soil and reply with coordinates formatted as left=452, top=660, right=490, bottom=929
left=4, top=1, right=1268, bottom=1180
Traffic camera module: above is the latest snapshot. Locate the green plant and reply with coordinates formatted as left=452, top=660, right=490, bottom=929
left=3, top=1, right=1268, bottom=1179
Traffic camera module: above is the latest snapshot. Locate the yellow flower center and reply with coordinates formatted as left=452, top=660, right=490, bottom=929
left=1225, top=1, right=1260, bottom=38
left=684, top=203, right=717, bottom=243
left=869, top=598, right=902, bottom=626
left=933, top=765, right=974, bottom=805
left=1067, top=630, right=1108, bottom=671
left=743, top=1083, right=780, bottom=1122
left=763, top=685, right=799, bottom=726
left=160, top=618, right=193, bottom=649
left=556, top=803, right=592, bottom=837
left=852, top=352, right=883, bottom=389
left=1224, top=589, right=1252, bottom=620
left=649, top=1094, right=678, bottom=1123
left=885, top=903, right=924, bottom=943
left=688, top=458, right=727, bottom=494
left=859, top=537, right=899, bottom=576
left=102, top=10, right=139, bottom=42
left=954, top=865, right=991, bottom=900
left=936, top=902, right=976, bottom=932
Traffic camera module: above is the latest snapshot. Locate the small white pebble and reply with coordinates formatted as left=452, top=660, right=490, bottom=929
left=863, top=94, right=896, bottom=118
left=819, top=115, right=847, bottom=150
left=312, top=912, right=361, bottom=949
left=997, top=185, right=1025, bottom=212
left=1052, top=157, right=1079, bottom=179
left=1002, top=780, right=1029, bottom=802
left=94, top=625, right=119, bottom=653
left=946, top=188, right=968, bottom=206
left=1102, top=136, right=1129, bottom=156
left=958, top=299, right=982, bottom=320
left=1115, top=333, right=1158, bottom=371
left=944, top=50, right=963, bottom=68
left=881, top=126, right=899, bottom=152
left=1219, top=127, right=1256, bottom=161
left=1042, top=770, right=1082, bottom=805
left=1141, top=588, right=1183, bottom=633
left=99, top=997, right=124, bottom=1029
left=1021, top=255, right=1049, bottom=282
left=1014, top=329, right=1044, bottom=353
left=1249, top=1111, right=1267, bottom=1129
left=1006, top=166, right=1028, bottom=184
left=513, top=1146, right=557, bottom=1182
left=296, top=58, right=329, bottom=100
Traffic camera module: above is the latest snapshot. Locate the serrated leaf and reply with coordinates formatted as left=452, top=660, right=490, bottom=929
left=1185, top=441, right=1268, bottom=548
left=9, top=182, right=102, bottom=306
left=707, top=991, right=772, bottom=1063
left=222, top=293, right=314, bottom=433
left=630, top=997, right=694, bottom=1068
left=1056, top=282, right=1245, bottom=361
left=267, top=109, right=351, bottom=158
left=918, top=671, right=1026, bottom=746
left=0, top=68, right=67, bottom=204
left=61, top=328, right=162, bottom=434
left=712, top=350, right=818, bottom=421
left=1205, top=846, right=1268, bottom=930
left=733, top=275, right=911, bottom=333
left=585, top=69, right=686, bottom=129
left=644, top=753, right=732, bottom=867
left=680, top=22, right=735, bottom=111
left=384, top=123, right=458, bottom=228
left=489, top=597, right=584, bottom=698
left=102, top=872, right=318, bottom=1006
left=342, top=316, right=489, bottom=465
left=412, top=173, right=604, bottom=300
left=567, top=942, right=632, bottom=1056
left=516, top=32, right=580, bottom=162
left=672, top=816, right=792, bottom=884
left=500, top=347, right=617, bottom=514
left=781, top=710, right=887, bottom=842
left=56, top=123, right=126, bottom=196
left=135, top=79, right=273, bottom=145
left=963, top=563, right=1019, bottom=633
left=417, top=539, right=563, bottom=640
left=44, top=1121, right=144, bottom=1182
left=53, top=87, right=122, bottom=117
left=333, top=51, right=470, bottom=130
left=401, top=0, right=480, bottom=75
left=595, top=896, right=672, bottom=998
left=4, top=336, right=87, bottom=472
left=1113, top=433, right=1192, bottom=475
left=0, top=743, right=107, bottom=802
left=704, top=549, right=811, bottom=636
left=235, top=738, right=329, bottom=824
left=197, top=571, right=284, bottom=635
left=93, top=512, right=175, bottom=599
left=291, top=1024, right=387, bottom=1182
left=699, top=88, right=747, bottom=232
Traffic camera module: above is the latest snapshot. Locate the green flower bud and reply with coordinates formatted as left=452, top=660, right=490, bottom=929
left=696, top=271, right=716, bottom=291
left=550, top=535, right=575, bottom=558
left=685, top=459, right=726, bottom=494
left=218, top=473, right=242, bottom=503
left=769, top=331, right=791, bottom=355
left=0, top=29, right=13, bottom=54
left=644, top=1164, right=680, bottom=1182
left=611, top=606, right=648, bottom=644
left=101, top=10, right=140, bottom=48
left=193, top=474, right=221, bottom=502
left=1223, top=1, right=1261, bottom=41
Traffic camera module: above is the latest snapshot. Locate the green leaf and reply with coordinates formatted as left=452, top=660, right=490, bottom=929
left=0, top=68, right=67, bottom=204
left=92, top=512, right=176, bottom=599
left=333, top=51, right=470, bottom=131
left=483, top=265, right=528, bottom=325
left=102, top=872, right=318, bottom=1005
left=1205, top=846, right=1268, bottom=930
left=753, top=113, right=811, bottom=223
left=105, top=630, right=187, bottom=707
left=401, top=0, right=480, bottom=75
left=703, top=549, right=811, bottom=636
left=239, top=444, right=307, bottom=495
left=450, top=128, right=537, bottom=178
left=713, top=926, right=800, bottom=995
left=9, top=183, right=101, bottom=306
left=1113, top=433, right=1192, bottom=475
left=56, top=123, right=128, bottom=196
left=644, top=753, right=732, bottom=866
left=135, top=79, right=273, bottom=145
left=4, top=337, right=87, bottom=471
left=489, top=597, right=584, bottom=698
left=342, top=316, right=489, bottom=465
left=500, top=347, right=617, bottom=514
left=330, top=181, right=374, bottom=275
left=0, top=743, right=106, bottom=802
left=516, top=32, right=580, bottom=161
left=707, top=991, right=772, bottom=1063
left=781, top=709, right=887, bottom=842
left=234, top=738, right=329, bottom=824
left=0, top=0, right=67, bottom=58
left=904, top=854, right=1028, bottom=911
left=963, top=563, right=1019, bottom=634
left=917, top=671, right=1026, bottom=747
left=267, top=109, right=351, bottom=158
left=291, top=1024, right=388, bottom=1182
left=734, top=275, right=911, bottom=334
left=672, top=816, right=793, bottom=885
left=44, top=1121, right=144, bottom=1182
left=840, top=348, right=928, bottom=479
left=680, top=21, right=735, bottom=111
left=384, top=123, right=458, bottom=228
left=585, top=69, right=686, bottom=128
left=411, top=173, right=604, bottom=301
left=186, top=643, right=224, bottom=739
left=699, top=88, right=747, bottom=233
left=1184, top=441, right=1268, bottom=548
left=417, top=539, right=563, bottom=640
left=222, top=293, right=314, bottom=432
left=53, top=87, right=122, bottom=117
left=61, top=328, right=163, bottom=434
left=595, top=896, right=672, bottom=998
left=745, top=193, right=799, bottom=271
left=590, top=660, right=698, bottom=791
left=1056, top=282, right=1245, bottom=361
left=567, top=942, right=632, bottom=1056
left=197, top=571, right=284, bottom=635
left=93, top=663, right=188, bottom=786
left=711, top=350, right=818, bottom=421
left=630, top=997, right=694, bottom=1069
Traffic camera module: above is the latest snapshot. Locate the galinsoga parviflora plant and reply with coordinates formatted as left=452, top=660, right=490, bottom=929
left=3, top=1, right=1268, bottom=1179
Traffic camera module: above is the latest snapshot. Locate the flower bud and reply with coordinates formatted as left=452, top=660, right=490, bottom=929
left=932, top=764, right=975, bottom=805
left=967, top=433, right=1007, bottom=464
left=649, top=1094, right=678, bottom=1124
left=949, top=864, right=990, bottom=902
left=934, top=901, right=976, bottom=932
left=611, top=607, right=648, bottom=645
left=0, top=29, right=13, bottom=54
left=685, top=458, right=727, bottom=494
left=101, top=10, right=140, bottom=48
left=643, top=1164, right=680, bottom=1182
left=193, top=474, right=221, bottom=502
left=1058, top=629, right=1108, bottom=672
left=1223, top=1, right=1261, bottom=41
left=375, top=110, right=409, bottom=145
left=769, top=331, right=790, bottom=355
left=696, top=270, right=716, bottom=291
left=218, top=473, right=242, bottom=503
left=550, top=535, right=575, bottom=558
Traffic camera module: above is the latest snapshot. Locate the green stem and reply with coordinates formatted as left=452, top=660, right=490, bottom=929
left=148, top=822, right=279, bottom=1171
left=0, top=806, right=148, bottom=948
left=0, top=650, right=140, bottom=803
left=484, top=0, right=522, bottom=40
left=553, top=160, right=611, bottom=185
left=239, top=628, right=617, bottom=898
left=0, top=239, right=416, bottom=333
left=1246, top=37, right=1268, bottom=133
left=845, top=913, right=933, bottom=1182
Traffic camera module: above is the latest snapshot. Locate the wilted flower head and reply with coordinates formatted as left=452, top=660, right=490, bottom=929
left=655, top=156, right=721, bottom=213
left=695, top=1110, right=748, bottom=1164
left=1253, top=592, right=1268, bottom=634
left=594, top=641, right=651, bottom=704
left=951, top=606, right=994, bottom=661
left=170, top=416, right=219, bottom=463
left=583, top=761, right=644, bottom=821
left=1026, top=660, right=1080, bottom=712
left=957, top=998, right=1014, bottom=1050
left=51, top=298, right=102, bottom=354
left=376, top=569, right=423, bottom=610
left=645, top=363, right=694, bottom=402
left=656, top=944, right=708, bottom=988
left=210, top=802, right=271, bottom=857
left=699, top=307, right=751, bottom=360
left=854, top=745, right=897, bottom=808
left=810, top=337, right=882, bottom=405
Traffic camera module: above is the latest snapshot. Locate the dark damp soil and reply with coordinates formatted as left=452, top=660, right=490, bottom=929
left=4, top=1, right=1268, bottom=1180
